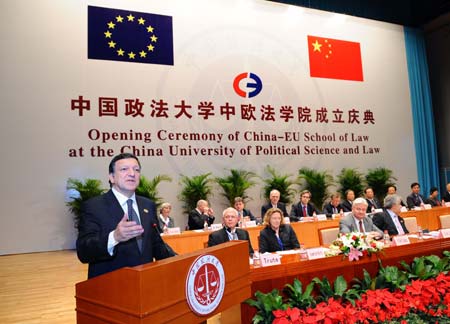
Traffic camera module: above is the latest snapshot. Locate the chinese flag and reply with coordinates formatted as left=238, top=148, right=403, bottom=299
left=307, top=35, right=363, bottom=81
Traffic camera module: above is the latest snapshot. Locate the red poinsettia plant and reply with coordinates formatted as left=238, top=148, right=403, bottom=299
left=273, top=273, right=450, bottom=323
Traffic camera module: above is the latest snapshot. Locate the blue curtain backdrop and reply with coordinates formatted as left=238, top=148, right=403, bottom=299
left=404, top=27, right=440, bottom=198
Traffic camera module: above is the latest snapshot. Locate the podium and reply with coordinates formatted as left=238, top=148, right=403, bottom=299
left=75, top=241, right=251, bottom=323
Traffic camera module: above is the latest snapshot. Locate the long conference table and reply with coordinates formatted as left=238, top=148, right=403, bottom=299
left=162, top=206, right=450, bottom=254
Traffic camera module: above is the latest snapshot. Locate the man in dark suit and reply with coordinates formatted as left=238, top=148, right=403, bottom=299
left=289, top=190, right=320, bottom=222
left=339, top=197, right=383, bottom=239
left=372, top=194, right=409, bottom=235
left=341, top=189, right=355, bottom=212
left=207, top=207, right=254, bottom=256
left=443, top=183, right=450, bottom=203
left=364, top=187, right=382, bottom=213
left=261, top=189, right=289, bottom=219
left=406, top=182, right=426, bottom=209
left=77, top=153, right=171, bottom=279
left=323, top=192, right=343, bottom=215
left=234, top=197, right=256, bottom=223
left=188, top=199, right=215, bottom=230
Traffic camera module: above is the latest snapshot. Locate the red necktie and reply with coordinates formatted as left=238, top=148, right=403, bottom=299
left=302, top=205, right=307, bottom=217
left=359, top=220, right=364, bottom=233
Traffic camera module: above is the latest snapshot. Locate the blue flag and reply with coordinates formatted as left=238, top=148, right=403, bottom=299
left=88, top=6, right=173, bottom=65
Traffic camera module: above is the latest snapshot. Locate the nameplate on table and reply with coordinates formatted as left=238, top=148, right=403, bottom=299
left=392, top=235, right=410, bottom=246
left=306, top=247, right=326, bottom=260
left=400, top=206, right=408, bottom=212
left=316, top=214, right=327, bottom=221
left=445, top=202, right=450, bottom=207
left=244, top=220, right=257, bottom=227
left=210, top=224, right=223, bottom=231
left=373, top=208, right=383, bottom=213
left=438, top=228, right=450, bottom=238
left=284, top=217, right=290, bottom=224
left=423, top=204, right=432, bottom=210
left=260, top=253, right=281, bottom=267
left=166, top=227, right=181, bottom=235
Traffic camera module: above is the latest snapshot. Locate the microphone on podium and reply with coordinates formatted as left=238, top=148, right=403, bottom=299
left=152, top=222, right=178, bottom=256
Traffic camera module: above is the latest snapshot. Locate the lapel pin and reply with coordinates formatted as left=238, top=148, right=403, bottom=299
left=143, top=209, right=149, bottom=213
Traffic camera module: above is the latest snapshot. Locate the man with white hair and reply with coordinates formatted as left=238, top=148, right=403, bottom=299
left=207, top=207, right=254, bottom=256
left=339, top=197, right=383, bottom=239
left=372, top=194, right=409, bottom=235
left=188, top=199, right=215, bottom=230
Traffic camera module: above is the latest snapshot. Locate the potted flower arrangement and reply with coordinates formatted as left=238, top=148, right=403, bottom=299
left=328, top=232, right=384, bottom=261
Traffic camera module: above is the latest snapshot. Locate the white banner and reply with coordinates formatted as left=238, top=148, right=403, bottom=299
left=0, top=0, right=416, bottom=254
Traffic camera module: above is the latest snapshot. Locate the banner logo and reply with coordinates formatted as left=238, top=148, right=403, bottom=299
left=233, top=72, right=263, bottom=98
left=186, top=255, right=225, bottom=316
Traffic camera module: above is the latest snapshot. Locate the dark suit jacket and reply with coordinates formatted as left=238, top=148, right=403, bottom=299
left=76, top=190, right=170, bottom=279
left=372, top=209, right=409, bottom=235
left=241, top=208, right=256, bottom=221
left=425, top=197, right=440, bottom=207
left=207, top=227, right=254, bottom=256
left=261, top=202, right=289, bottom=219
left=323, top=202, right=343, bottom=215
left=366, top=198, right=381, bottom=213
left=341, top=200, right=353, bottom=212
left=258, top=224, right=300, bottom=253
left=406, top=193, right=426, bottom=209
left=443, top=191, right=450, bottom=203
left=289, top=202, right=319, bottom=222
left=188, top=209, right=215, bottom=230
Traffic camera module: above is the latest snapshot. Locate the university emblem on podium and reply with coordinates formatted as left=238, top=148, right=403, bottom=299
left=185, top=254, right=225, bottom=315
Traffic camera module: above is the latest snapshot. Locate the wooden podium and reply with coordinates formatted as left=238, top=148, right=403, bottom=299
left=76, top=241, right=251, bottom=323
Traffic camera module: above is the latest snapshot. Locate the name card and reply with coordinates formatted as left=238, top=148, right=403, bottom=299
left=373, top=208, right=383, bottom=213
left=306, top=247, right=326, bottom=260
left=424, top=204, right=432, bottom=210
left=284, top=217, right=290, bottom=224
left=400, top=206, right=408, bottom=212
left=439, top=228, right=450, bottom=238
left=210, top=224, right=223, bottom=231
left=244, top=220, right=257, bottom=227
left=392, top=235, right=410, bottom=246
left=260, top=253, right=281, bottom=267
left=445, top=202, right=450, bottom=207
left=166, top=227, right=181, bottom=235
left=316, top=214, right=327, bottom=221
left=413, top=207, right=422, bottom=211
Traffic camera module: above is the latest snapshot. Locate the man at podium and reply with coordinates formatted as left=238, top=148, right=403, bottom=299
left=76, top=153, right=172, bottom=278
left=207, top=207, right=254, bottom=256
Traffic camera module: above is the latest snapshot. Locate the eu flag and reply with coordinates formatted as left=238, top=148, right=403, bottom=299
left=88, top=6, right=174, bottom=65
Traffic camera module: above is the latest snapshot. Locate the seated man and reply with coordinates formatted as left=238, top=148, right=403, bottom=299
left=261, top=189, right=289, bottom=219
left=289, top=190, right=320, bottom=222
left=372, top=194, right=409, bottom=235
left=406, top=182, right=426, bottom=209
left=339, top=197, right=383, bottom=239
left=207, top=207, right=254, bottom=256
left=234, top=197, right=256, bottom=224
left=323, top=192, right=343, bottom=215
left=443, top=183, right=450, bottom=203
left=364, top=187, right=381, bottom=213
left=386, top=185, right=406, bottom=207
left=188, top=200, right=215, bottom=230
left=341, top=189, right=355, bottom=212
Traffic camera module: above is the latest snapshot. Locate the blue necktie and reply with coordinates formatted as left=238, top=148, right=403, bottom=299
left=276, top=234, right=284, bottom=251
left=127, top=199, right=142, bottom=252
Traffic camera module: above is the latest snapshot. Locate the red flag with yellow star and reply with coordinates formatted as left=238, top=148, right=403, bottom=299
left=307, top=35, right=363, bottom=81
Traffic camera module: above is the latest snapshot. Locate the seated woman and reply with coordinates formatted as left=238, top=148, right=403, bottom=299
left=259, top=208, right=300, bottom=253
left=158, top=202, right=175, bottom=232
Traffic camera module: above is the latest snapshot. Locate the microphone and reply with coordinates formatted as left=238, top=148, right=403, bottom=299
left=152, top=222, right=177, bottom=256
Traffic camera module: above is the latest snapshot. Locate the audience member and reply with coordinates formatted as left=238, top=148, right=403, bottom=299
left=443, top=183, right=450, bottom=203
left=234, top=197, right=256, bottom=224
left=261, top=189, right=289, bottom=219
left=339, top=197, right=383, bottom=239
left=364, top=187, right=381, bottom=213
left=207, top=207, right=254, bottom=256
left=426, top=187, right=441, bottom=207
left=323, top=192, right=343, bottom=215
left=158, top=202, right=175, bottom=232
left=188, top=200, right=215, bottom=230
left=372, top=194, right=409, bottom=235
left=386, top=185, right=406, bottom=207
left=406, top=182, right=426, bottom=209
left=259, top=208, right=300, bottom=253
left=76, top=153, right=171, bottom=279
left=289, top=190, right=319, bottom=222
left=341, top=189, right=355, bottom=212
